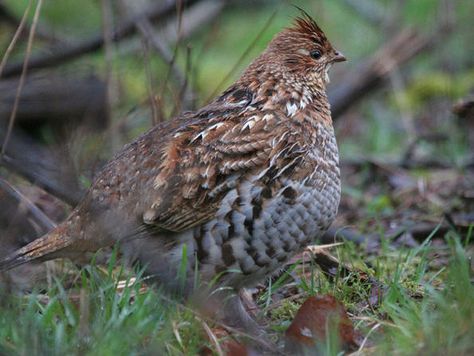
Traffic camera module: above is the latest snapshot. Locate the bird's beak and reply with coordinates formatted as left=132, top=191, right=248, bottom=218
left=332, top=51, right=346, bottom=63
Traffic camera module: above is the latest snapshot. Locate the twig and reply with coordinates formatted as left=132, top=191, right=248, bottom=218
left=310, top=249, right=350, bottom=278
left=162, top=0, right=225, bottom=110
left=160, top=0, right=224, bottom=44
left=0, top=175, right=56, bottom=232
left=0, top=2, right=65, bottom=45
left=141, top=38, right=160, bottom=125
left=135, top=18, right=188, bottom=116
left=330, top=16, right=454, bottom=120
left=0, top=0, right=202, bottom=78
left=136, top=0, right=225, bottom=114
left=200, top=319, right=225, bottom=356
left=176, top=45, right=193, bottom=115
left=207, top=9, right=277, bottom=101
left=1, top=0, right=43, bottom=158
left=101, top=0, right=115, bottom=128
left=351, top=323, right=381, bottom=356
left=100, top=0, right=121, bottom=152
left=330, top=0, right=455, bottom=120
left=0, top=73, right=107, bottom=128
left=309, top=249, right=387, bottom=306
left=1, top=153, right=82, bottom=206
left=0, top=125, right=83, bottom=206
left=0, top=0, right=32, bottom=77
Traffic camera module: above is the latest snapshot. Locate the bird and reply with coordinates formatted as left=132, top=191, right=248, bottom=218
left=0, top=10, right=345, bottom=330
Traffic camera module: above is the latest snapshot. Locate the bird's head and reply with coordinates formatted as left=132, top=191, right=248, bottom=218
left=264, top=10, right=346, bottom=87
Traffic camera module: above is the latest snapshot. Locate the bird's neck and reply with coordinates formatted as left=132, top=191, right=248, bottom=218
left=234, top=67, right=332, bottom=125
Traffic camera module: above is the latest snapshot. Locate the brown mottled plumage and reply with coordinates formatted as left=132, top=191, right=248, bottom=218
left=1, top=12, right=345, bottom=326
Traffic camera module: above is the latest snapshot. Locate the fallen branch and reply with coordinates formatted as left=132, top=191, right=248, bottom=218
left=0, top=0, right=201, bottom=78
left=0, top=73, right=107, bottom=128
left=0, top=2, right=66, bottom=45
left=329, top=0, right=454, bottom=119
left=329, top=28, right=437, bottom=119
left=0, top=176, right=56, bottom=232
left=0, top=128, right=83, bottom=206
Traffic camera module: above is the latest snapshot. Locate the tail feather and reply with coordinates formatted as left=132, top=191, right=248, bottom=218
left=0, top=226, right=75, bottom=271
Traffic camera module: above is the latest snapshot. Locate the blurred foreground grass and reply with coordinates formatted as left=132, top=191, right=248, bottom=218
left=1, top=232, right=472, bottom=355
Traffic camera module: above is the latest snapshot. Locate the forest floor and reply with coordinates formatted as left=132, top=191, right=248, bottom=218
left=1, top=164, right=473, bottom=355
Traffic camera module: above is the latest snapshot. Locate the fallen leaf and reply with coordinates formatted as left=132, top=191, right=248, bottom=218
left=285, top=295, right=357, bottom=353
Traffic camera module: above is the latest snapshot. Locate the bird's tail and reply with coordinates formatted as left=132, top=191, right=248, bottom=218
left=0, top=223, right=76, bottom=271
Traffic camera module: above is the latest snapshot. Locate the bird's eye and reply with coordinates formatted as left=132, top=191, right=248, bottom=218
left=310, top=50, right=322, bottom=60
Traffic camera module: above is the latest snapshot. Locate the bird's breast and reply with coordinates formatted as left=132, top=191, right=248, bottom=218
left=187, top=126, right=340, bottom=287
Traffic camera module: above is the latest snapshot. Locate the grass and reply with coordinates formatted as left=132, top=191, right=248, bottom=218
left=379, top=236, right=474, bottom=355
left=0, top=260, right=208, bottom=355
left=1, top=230, right=472, bottom=355
left=268, top=233, right=474, bottom=355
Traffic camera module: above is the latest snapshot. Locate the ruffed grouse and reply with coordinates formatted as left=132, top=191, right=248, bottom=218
left=1, top=11, right=345, bottom=324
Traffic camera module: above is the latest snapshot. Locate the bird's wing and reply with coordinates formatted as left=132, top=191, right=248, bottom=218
left=141, top=98, right=284, bottom=233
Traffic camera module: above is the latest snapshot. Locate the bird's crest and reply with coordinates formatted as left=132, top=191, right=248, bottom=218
left=291, top=7, right=328, bottom=45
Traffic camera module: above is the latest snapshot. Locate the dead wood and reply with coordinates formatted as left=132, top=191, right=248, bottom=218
left=0, top=2, right=64, bottom=45
left=329, top=29, right=443, bottom=120
left=0, top=73, right=107, bottom=129
left=0, top=0, right=202, bottom=79
left=0, top=185, right=44, bottom=254
left=0, top=128, right=83, bottom=206
left=0, top=176, right=56, bottom=232
left=330, top=0, right=454, bottom=119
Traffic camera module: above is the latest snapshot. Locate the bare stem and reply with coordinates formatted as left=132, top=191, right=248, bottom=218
left=1, top=0, right=43, bottom=158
